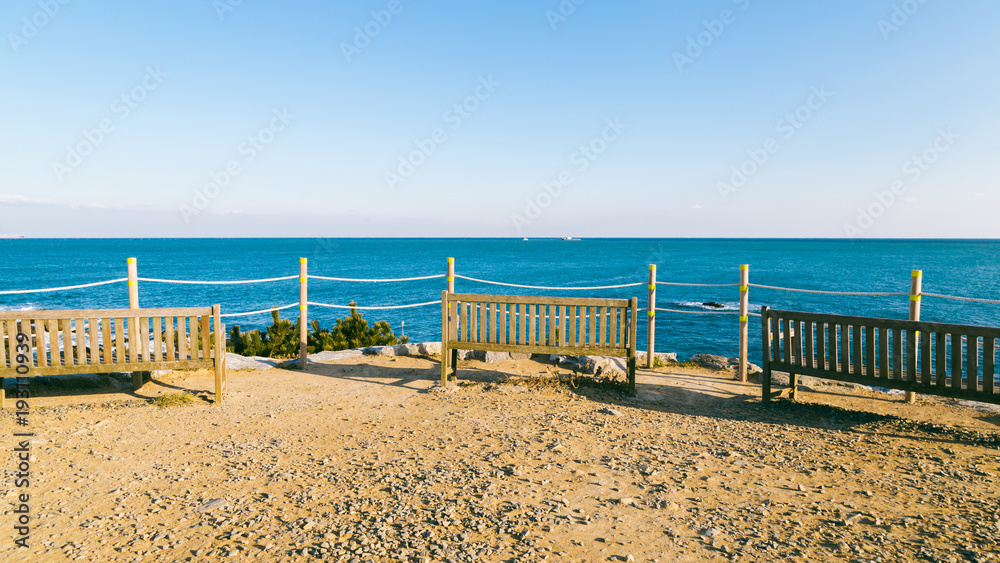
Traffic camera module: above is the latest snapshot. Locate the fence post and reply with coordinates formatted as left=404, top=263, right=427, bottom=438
left=127, top=257, right=139, bottom=308
left=447, top=257, right=456, bottom=380
left=299, top=257, right=308, bottom=369
left=906, top=269, right=922, bottom=404
left=647, top=265, right=656, bottom=368
left=739, top=264, right=749, bottom=382
left=126, top=257, right=146, bottom=389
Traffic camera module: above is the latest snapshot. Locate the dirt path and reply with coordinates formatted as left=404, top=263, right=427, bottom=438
left=3, top=355, right=999, bottom=562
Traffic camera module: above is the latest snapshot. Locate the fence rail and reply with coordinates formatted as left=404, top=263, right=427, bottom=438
left=3, top=258, right=999, bottom=378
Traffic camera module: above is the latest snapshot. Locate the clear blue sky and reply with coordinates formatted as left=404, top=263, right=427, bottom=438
left=1, top=0, right=997, bottom=238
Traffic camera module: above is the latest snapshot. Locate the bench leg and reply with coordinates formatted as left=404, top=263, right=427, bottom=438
left=450, top=349, right=458, bottom=381
left=627, top=354, right=636, bottom=396
left=762, top=366, right=771, bottom=403
left=440, top=344, right=448, bottom=387
left=789, top=372, right=798, bottom=401
left=132, top=371, right=144, bottom=390
left=1, top=377, right=4, bottom=409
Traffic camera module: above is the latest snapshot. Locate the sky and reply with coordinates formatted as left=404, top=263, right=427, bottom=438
left=1, top=0, right=998, bottom=238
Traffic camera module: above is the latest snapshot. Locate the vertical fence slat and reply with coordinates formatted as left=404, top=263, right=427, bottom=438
left=87, top=318, right=98, bottom=365
left=905, top=328, right=917, bottom=383
left=816, top=322, right=826, bottom=370
left=828, top=320, right=838, bottom=371
left=985, top=337, right=996, bottom=395
left=152, top=317, right=162, bottom=363
left=75, top=318, right=86, bottom=366
left=201, top=315, right=210, bottom=361
left=840, top=324, right=851, bottom=375
left=35, top=320, right=47, bottom=368
left=568, top=305, right=576, bottom=347
left=166, top=317, right=176, bottom=361
left=804, top=320, right=814, bottom=369
left=618, top=307, right=625, bottom=350
left=781, top=318, right=791, bottom=365
left=527, top=304, right=535, bottom=346
left=865, top=325, right=876, bottom=378
left=879, top=327, right=889, bottom=380
left=596, top=306, right=604, bottom=348
left=140, top=317, right=150, bottom=364
left=48, top=319, right=59, bottom=366
left=852, top=324, right=863, bottom=376
left=59, top=319, right=72, bottom=366
left=0, top=320, right=7, bottom=368
left=547, top=305, right=555, bottom=346
left=115, top=318, right=126, bottom=364
left=587, top=307, right=598, bottom=347
left=499, top=303, right=507, bottom=345
left=178, top=317, right=188, bottom=361
left=936, top=332, right=947, bottom=389
left=771, top=314, right=782, bottom=364
left=473, top=302, right=481, bottom=344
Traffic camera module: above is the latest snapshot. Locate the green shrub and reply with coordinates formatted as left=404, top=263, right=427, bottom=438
left=227, top=304, right=407, bottom=358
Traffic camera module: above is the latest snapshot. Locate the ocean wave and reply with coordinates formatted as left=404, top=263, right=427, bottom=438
left=0, top=304, right=38, bottom=312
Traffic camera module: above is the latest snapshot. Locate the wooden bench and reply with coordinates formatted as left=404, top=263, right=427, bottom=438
left=1, top=306, right=227, bottom=407
left=441, top=292, right=638, bottom=393
left=761, top=306, right=1000, bottom=405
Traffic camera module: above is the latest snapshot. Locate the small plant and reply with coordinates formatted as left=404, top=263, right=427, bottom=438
left=150, top=392, right=194, bottom=408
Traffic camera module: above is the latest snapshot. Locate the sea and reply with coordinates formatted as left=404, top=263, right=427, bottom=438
left=2, top=238, right=999, bottom=364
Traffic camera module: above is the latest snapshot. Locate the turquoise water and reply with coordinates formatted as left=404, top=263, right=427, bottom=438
left=2, top=238, right=999, bottom=363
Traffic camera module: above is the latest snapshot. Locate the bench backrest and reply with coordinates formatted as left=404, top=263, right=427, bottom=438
left=442, top=292, right=637, bottom=354
left=761, top=306, right=1000, bottom=404
left=0, top=306, right=223, bottom=376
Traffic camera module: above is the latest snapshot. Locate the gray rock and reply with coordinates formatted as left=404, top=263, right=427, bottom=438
left=309, top=349, right=363, bottom=362
left=224, top=353, right=279, bottom=370
left=599, top=407, right=623, bottom=417
left=636, top=351, right=678, bottom=365
left=197, top=498, right=227, bottom=512
left=690, top=354, right=731, bottom=370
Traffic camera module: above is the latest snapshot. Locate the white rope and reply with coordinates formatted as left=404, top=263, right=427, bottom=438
left=220, top=303, right=299, bottom=318
left=922, top=292, right=1000, bottom=305
left=656, top=281, right=740, bottom=287
left=308, top=300, right=441, bottom=310
left=138, top=275, right=298, bottom=285
left=0, top=278, right=127, bottom=295
left=453, top=275, right=643, bottom=291
left=654, top=307, right=741, bottom=316
left=308, top=274, right=445, bottom=283
left=749, top=283, right=907, bottom=297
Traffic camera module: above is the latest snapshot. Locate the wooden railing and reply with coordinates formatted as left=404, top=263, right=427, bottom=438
left=0, top=306, right=227, bottom=406
left=441, top=292, right=638, bottom=393
left=761, top=306, right=1000, bottom=405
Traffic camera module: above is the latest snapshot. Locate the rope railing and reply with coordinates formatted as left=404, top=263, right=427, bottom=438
left=308, top=300, right=442, bottom=310
left=656, top=281, right=740, bottom=287
left=307, top=274, right=445, bottom=283
left=748, top=283, right=909, bottom=297
left=0, top=278, right=127, bottom=295
left=220, top=303, right=299, bottom=318
left=138, top=275, right=298, bottom=285
left=921, top=292, right=1000, bottom=305
left=453, top=274, right=643, bottom=291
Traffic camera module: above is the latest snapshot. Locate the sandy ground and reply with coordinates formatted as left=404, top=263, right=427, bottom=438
left=2, top=354, right=1000, bottom=563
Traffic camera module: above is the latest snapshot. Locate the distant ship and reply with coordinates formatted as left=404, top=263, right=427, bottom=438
left=0, top=234, right=25, bottom=239
left=561, top=237, right=580, bottom=241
